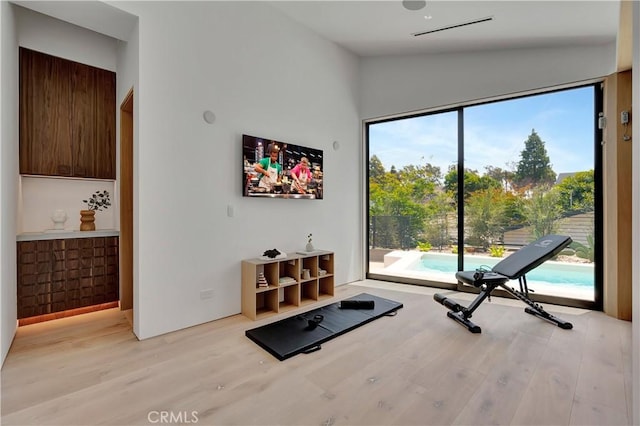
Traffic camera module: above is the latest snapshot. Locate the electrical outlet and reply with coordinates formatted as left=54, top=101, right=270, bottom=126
left=200, top=288, right=214, bottom=300
left=621, top=111, right=630, bottom=124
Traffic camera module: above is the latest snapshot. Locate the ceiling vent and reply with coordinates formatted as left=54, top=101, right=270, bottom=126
left=412, top=15, right=494, bottom=37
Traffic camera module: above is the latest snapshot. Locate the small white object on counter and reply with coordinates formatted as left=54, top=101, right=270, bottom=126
left=50, top=209, right=68, bottom=230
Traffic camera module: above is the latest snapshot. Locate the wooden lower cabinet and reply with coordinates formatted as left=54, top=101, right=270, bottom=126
left=17, top=237, right=119, bottom=319
left=241, top=251, right=334, bottom=320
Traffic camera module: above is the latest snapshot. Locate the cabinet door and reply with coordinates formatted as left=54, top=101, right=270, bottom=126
left=94, top=68, right=116, bottom=179
left=19, top=48, right=73, bottom=176
left=17, top=239, right=66, bottom=318
left=65, top=237, right=119, bottom=308
left=71, top=62, right=96, bottom=178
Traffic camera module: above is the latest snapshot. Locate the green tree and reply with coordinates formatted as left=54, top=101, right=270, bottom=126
left=369, top=155, right=386, bottom=184
left=465, top=187, right=507, bottom=249
left=423, top=191, right=455, bottom=250
left=369, top=160, right=439, bottom=249
left=502, top=191, right=526, bottom=226
left=514, top=129, right=556, bottom=188
left=553, top=170, right=594, bottom=214
left=484, top=165, right=515, bottom=191
left=397, top=163, right=441, bottom=203
left=443, top=167, right=501, bottom=200
left=523, top=187, right=562, bottom=239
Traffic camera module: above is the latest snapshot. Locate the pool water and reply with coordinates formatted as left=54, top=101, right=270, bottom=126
left=411, top=253, right=594, bottom=288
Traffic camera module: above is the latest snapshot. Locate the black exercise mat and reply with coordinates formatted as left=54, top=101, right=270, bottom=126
left=245, top=293, right=403, bottom=360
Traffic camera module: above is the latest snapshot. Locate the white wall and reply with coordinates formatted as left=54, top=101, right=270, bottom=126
left=360, top=43, right=616, bottom=120
left=20, top=177, right=116, bottom=232
left=107, top=1, right=362, bottom=339
left=0, top=0, right=19, bottom=368
left=15, top=4, right=117, bottom=71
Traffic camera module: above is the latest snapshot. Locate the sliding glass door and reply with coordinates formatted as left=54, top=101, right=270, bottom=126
left=368, top=110, right=459, bottom=287
left=367, top=85, right=601, bottom=309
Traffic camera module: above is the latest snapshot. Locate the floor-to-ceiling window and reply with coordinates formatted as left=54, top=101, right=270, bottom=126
left=368, top=109, right=459, bottom=288
left=367, top=85, right=601, bottom=309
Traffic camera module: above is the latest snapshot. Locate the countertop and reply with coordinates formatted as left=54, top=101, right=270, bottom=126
left=17, top=229, right=119, bottom=242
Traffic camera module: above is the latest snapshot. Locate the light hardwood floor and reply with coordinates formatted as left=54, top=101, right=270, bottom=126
left=1, top=280, right=632, bottom=425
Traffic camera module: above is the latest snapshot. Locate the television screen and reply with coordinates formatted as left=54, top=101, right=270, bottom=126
left=242, top=134, right=323, bottom=199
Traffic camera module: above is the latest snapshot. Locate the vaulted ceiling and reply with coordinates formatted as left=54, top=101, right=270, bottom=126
left=268, top=1, right=620, bottom=57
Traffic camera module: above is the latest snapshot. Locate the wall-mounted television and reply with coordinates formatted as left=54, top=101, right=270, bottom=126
left=242, top=134, right=323, bottom=199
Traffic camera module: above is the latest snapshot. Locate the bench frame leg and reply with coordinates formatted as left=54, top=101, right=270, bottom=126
left=499, top=281, right=573, bottom=330
left=434, top=275, right=573, bottom=333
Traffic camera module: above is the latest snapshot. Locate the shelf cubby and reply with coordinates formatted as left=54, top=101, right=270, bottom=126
left=300, top=280, right=319, bottom=304
left=319, top=276, right=334, bottom=299
left=279, top=285, right=299, bottom=313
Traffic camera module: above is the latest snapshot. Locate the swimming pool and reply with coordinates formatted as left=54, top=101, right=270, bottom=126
left=413, top=253, right=594, bottom=287
left=377, top=251, right=594, bottom=300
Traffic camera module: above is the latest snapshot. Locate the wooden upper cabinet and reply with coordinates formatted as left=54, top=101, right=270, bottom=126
left=71, top=62, right=97, bottom=177
left=19, top=48, right=116, bottom=179
left=95, top=68, right=116, bottom=180
left=19, top=48, right=73, bottom=176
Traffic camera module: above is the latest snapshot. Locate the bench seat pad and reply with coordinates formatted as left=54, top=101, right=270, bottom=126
left=455, top=270, right=509, bottom=287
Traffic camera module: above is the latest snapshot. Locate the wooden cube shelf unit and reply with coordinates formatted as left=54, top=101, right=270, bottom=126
left=241, top=250, right=334, bottom=320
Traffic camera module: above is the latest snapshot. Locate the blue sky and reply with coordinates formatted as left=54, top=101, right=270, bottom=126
left=369, top=86, right=595, bottom=178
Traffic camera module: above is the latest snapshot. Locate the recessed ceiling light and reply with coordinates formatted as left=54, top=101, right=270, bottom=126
left=403, top=0, right=426, bottom=11
left=424, top=15, right=432, bottom=20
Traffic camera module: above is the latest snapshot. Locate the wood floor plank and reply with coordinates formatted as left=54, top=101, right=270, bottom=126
left=509, top=326, right=584, bottom=425
left=451, top=330, right=549, bottom=425
left=0, top=280, right=631, bottom=426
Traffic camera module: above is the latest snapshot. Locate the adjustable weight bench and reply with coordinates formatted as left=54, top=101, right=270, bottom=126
left=434, top=234, right=574, bottom=333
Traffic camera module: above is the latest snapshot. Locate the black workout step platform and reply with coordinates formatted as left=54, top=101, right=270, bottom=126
left=245, top=293, right=403, bottom=361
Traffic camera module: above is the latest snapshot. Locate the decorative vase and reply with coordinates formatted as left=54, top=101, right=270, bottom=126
left=80, top=210, right=96, bottom=231
left=305, top=242, right=314, bottom=252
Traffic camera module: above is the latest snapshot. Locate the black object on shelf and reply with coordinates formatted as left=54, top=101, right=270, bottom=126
left=262, top=248, right=281, bottom=258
